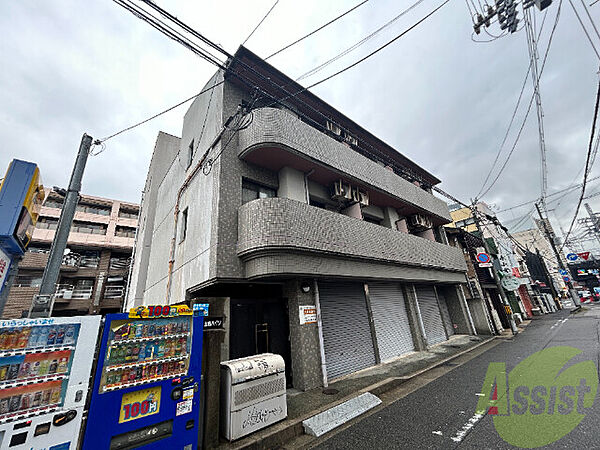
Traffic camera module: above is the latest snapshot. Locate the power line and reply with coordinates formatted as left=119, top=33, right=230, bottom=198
left=567, top=0, right=600, bottom=59
left=300, top=0, right=451, bottom=91
left=241, top=0, right=279, bottom=47
left=478, top=0, right=562, bottom=199
left=99, top=79, right=225, bottom=143
left=265, top=0, right=370, bottom=60
left=560, top=75, right=600, bottom=252
left=296, top=0, right=429, bottom=81
left=580, top=0, right=600, bottom=42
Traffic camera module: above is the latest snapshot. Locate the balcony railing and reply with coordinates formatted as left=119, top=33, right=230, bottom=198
left=54, top=284, right=93, bottom=300
left=104, top=285, right=125, bottom=299
left=109, top=257, right=130, bottom=271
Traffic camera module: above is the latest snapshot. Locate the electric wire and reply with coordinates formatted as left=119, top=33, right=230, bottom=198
left=580, top=0, right=600, bottom=41
left=241, top=0, right=279, bottom=47
left=559, top=75, right=600, bottom=252
left=265, top=0, right=370, bottom=60
left=567, top=0, right=600, bottom=59
left=475, top=8, right=550, bottom=199
left=296, top=0, right=429, bottom=81
left=478, top=0, right=562, bottom=199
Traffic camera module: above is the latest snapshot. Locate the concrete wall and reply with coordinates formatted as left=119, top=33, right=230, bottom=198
left=237, top=107, right=452, bottom=222
left=128, top=132, right=180, bottom=308
left=238, top=198, right=467, bottom=274
left=136, top=72, right=226, bottom=305
left=283, top=279, right=322, bottom=390
left=467, top=297, right=494, bottom=335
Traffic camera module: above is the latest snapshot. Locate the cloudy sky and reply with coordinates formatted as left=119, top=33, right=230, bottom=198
left=2, top=0, right=599, bottom=250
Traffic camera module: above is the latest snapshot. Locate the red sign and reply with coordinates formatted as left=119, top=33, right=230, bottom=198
left=512, top=267, right=521, bottom=278
left=577, top=252, right=590, bottom=261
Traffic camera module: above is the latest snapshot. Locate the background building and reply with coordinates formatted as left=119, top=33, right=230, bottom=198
left=2, top=190, right=139, bottom=318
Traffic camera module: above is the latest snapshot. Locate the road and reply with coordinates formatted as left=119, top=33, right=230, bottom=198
left=314, top=305, right=600, bottom=449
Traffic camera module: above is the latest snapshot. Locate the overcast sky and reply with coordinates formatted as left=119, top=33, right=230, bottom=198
left=2, top=0, right=599, bottom=250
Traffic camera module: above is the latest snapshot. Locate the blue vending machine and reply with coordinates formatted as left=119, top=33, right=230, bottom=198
left=83, top=306, right=203, bottom=450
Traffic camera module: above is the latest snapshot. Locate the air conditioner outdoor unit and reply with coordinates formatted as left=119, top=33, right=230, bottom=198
left=408, top=214, right=433, bottom=230
left=351, top=187, right=369, bottom=206
left=331, top=180, right=352, bottom=201
left=326, top=121, right=342, bottom=136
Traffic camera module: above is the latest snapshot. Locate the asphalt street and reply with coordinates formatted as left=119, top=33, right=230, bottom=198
left=314, top=305, right=600, bottom=449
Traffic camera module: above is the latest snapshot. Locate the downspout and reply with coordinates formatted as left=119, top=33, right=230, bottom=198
left=313, top=280, right=328, bottom=388
left=304, top=169, right=315, bottom=204
left=124, top=191, right=144, bottom=310
left=165, top=116, right=234, bottom=304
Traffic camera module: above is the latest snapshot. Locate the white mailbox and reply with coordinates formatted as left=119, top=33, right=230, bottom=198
left=220, top=353, right=287, bottom=441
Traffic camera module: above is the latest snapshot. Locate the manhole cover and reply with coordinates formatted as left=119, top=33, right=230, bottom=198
left=322, top=388, right=339, bottom=395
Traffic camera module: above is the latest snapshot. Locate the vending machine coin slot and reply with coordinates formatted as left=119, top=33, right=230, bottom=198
left=8, top=431, right=27, bottom=447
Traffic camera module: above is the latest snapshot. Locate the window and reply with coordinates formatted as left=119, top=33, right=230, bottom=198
left=37, top=217, right=59, bottom=230
left=180, top=208, right=188, bottom=242
left=118, top=207, right=139, bottom=219
left=115, top=226, right=136, bottom=238
left=241, top=179, right=276, bottom=204
left=76, top=202, right=111, bottom=216
left=44, top=199, right=63, bottom=209
left=187, top=139, right=194, bottom=168
left=71, top=221, right=107, bottom=235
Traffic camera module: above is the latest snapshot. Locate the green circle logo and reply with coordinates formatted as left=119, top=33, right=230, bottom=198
left=477, top=346, right=598, bottom=448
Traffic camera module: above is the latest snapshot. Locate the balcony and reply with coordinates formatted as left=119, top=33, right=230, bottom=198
left=54, top=284, right=93, bottom=301
left=237, top=107, right=452, bottom=222
left=104, top=285, right=125, bottom=299
left=238, top=198, right=466, bottom=282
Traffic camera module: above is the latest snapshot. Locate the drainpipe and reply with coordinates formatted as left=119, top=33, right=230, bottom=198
left=313, top=280, right=328, bottom=388
left=304, top=169, right=315, bottom=204
left=165, top=115, right=234, bottom=304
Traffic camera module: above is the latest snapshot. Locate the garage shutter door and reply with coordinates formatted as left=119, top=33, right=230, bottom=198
left=436, top=290, right=455, bottom=336
left=415, top=285, right=447, bottom=346
left=318, top=281, right=376, bottom=380
left=368, top=282, right=415, bottom=361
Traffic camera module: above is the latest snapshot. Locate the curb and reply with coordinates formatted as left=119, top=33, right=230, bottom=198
left=229, top=336, right=498, bottom=450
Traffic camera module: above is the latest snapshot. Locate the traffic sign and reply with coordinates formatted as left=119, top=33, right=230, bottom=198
left=476, top=252, right=491, bottom=264
left=563, top=276, right=571, bottom=283
left=501, top=276, right=521, bottom=291
left=559, top=269, right=568, bottom=276
left=566, top=253, right=578, bottom=261
left=577, top=252, right=590, bottom=261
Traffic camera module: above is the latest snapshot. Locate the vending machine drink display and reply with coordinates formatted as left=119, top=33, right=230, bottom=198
left=83, top=306, right=203, bottom=450
left=0, top=316, right=101, bottom=450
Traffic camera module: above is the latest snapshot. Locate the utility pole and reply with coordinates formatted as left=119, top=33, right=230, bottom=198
left=584, top=202, right=600, bottom=247
left=30, top=134, right=93, bottom=318
left=534, top=202, right=581, bottom=308
left=536, top=247, right=559, bottom=301
left=471, top=205, right=518, bottom=334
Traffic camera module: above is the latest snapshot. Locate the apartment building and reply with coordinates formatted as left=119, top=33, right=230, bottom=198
left=127, top=46, right=473, bottom=391
left=2, top=190, right=139, bottom=318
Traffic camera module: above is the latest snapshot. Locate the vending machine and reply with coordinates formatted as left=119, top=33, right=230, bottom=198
left=83, top=305, right=203, bottom=450
left=0, top=315, right=101, bottom=450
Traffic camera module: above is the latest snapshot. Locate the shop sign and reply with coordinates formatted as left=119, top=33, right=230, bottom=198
left=193, top=303, right=209, bottom=317
left=0, top=248, right=11, bottom=295
left=203, top=316, right=224, bottom=330
left=299, top=305, right=317, bottom=325
left=129, top=304, right=192, bottom=319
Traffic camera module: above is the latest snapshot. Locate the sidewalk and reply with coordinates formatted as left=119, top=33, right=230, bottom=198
left=217, top=333, right=502, bottom=450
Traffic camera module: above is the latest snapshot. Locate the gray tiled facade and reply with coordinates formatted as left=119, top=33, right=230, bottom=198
left=238, top=107, right=452, bottom=221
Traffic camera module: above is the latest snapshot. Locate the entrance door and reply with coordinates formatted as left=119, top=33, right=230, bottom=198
left=318, top=281, right=376, bottom=380
left=229, top=298, right=292, bottom=385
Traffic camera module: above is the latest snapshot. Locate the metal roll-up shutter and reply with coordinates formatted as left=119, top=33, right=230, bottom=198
left=318, top=281, right=376, bottom=380
left=436, top=289, right=455, bottom=336
left=415, top=285, right=447, bottom=346
left=368, top=282, right=415, bottom=361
